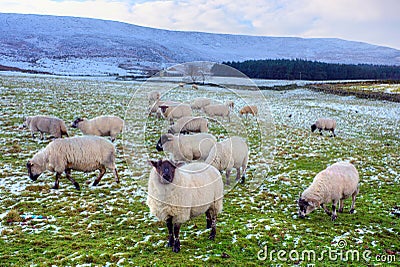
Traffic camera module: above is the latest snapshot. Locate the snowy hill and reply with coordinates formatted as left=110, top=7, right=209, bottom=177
left=1, top=13, right=400, bottom=76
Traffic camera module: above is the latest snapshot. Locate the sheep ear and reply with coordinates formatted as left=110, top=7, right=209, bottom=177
left=147, top=160, right=158, bottom=168
left=174, top=161, right=185, bottom=168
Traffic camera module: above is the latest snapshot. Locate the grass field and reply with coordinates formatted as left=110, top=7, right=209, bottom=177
left=0, top=74, right=399, bottom=266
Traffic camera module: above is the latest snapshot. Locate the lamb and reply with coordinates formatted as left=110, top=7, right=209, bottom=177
left=23, top=115, right=69, bottom=139
left=225, top=100, right=234, bottom=110
left=190, top=97, right=211, bottom=110
left=311, top=118, right=337, bottom=137
left=148, top=90, right=160, bottom=105
left=27, top=136, right=119, bottom=190
left=160, top=104, right=192, bottom=122
left=205, top=136, right=248, bottom=185
left=203, top=104, right=230, bottom=121
left=239, top=105, right=258, bottom=117
left=147, top=159, right=223, bottom=252
left=156, top=133, right=217, bottom=161
left=168, top=116, right=209, bottom=134
left=298, top=162, right=359, bottom=221
left=71, top=115, right=124, bottom=142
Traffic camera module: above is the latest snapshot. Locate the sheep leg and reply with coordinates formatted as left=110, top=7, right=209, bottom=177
left=235, top=167, right=241, bottom=182
left=172, top=223, right=181, bottom=253
left=93, top=166, right=106, bottom=186
left=331, top=129, right=336, bottom=137
left=166, top=217, right=174, bottom=247
left=320, top=204, right=332, bottom=216
left=52, top=173, right=61, bottom=189
left=225, top=169, right=231, bottom=185
left=31, top=131, right=36, bottom=139
left=241, top=163, right=247, bottom=184
left=113, top=168, right=120, bottom=183
left=40, top=131, right=44, bottom=140
left=338, top=199, right=344, bottom=213
left=331, top=200, right=338, bottom=221
left=209, top=215, right=217, bottom=240
left=65, top=169, right=80, bottom=190
left=319, top=129, right=323, bottom=136
left=205, top=210, right=212, bottom=229
left=349, top=188, right=359, bottom=214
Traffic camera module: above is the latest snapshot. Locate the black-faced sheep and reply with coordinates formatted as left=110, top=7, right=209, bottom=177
left=160, top=104, right=192, bottom=122
left=156, top=133, right=216, bottom=161
left=311, top=118, right=337, bottom=137
left=168, top=116, right=209, bottom=134
left=205, top=136, right=248, bottom=185
left=71, top=115, right=124, bottom=142
left=23, top=115, right=69, bottom=140
left=27, top=136, right=119, bottom=190
left=147, top=159, right=223, bottom=252
left=298, top=162, right=359, bottom=221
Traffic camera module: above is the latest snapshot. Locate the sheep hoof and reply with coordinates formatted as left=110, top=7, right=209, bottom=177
left=331, top=215, right=337, bottom=221
left=349, top=209, right=355, bottom=214
left=74, top=183, right=81, bottom=190
left=167, top=238, right=174, bottom=247
left=92, top=181, right=99, bottom=186
left=240, top=176, right=245, bottom=184
left=338, top=208, right=343, bottom=213
left=51, top=185, right=59, bottom=190
left=172, top=241, right=180, bottom=253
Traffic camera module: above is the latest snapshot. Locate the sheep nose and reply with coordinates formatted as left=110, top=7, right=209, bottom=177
left=299, top=214, right=305, bottom=219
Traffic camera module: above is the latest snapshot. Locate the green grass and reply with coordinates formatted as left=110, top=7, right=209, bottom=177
left=0, top=75, right=399, bottom=266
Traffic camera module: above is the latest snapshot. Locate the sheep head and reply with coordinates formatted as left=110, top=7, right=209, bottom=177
left=27, top=160, right=43, bottom=181
left=148, top=159, right=184, bottom=184
left=156, top=134, right=174, bottom=151
left=71, top=117, right=84, bottom=128
left=297, top=197, right=318, bottom=218
left=311, top=124, right=317, bottom=132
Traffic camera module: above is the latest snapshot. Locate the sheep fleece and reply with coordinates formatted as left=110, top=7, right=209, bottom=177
left=147, top=163, right=223, bottom=224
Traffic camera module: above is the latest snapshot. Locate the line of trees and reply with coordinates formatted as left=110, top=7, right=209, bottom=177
left=214, top=59, right=400, bottom=80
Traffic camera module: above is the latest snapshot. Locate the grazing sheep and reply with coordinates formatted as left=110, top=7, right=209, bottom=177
left=27, top=136, right=119, bottom=190
left=71, top=115, right=124, bottom=142
left=298, top=162, right=359, bottom=221
left=191, top=97, right=211, bottom=110
left=148, top=100, right=183, bottom=117
left=156, top=133, right=217, bottom=161
left=147, top=159, right=223, bottom=252
left=311, top=118, right=337, bottom=137
left=168, top=116, right=209, bottom=134
left=23, top=115, right=69, bottom=140
left=148, top=90, right=160, bottom=105
left=160, top=104, right=192, bottom=122
left=239, top=105, right=258, bottom=117
left=225, top=100, right=234, bottom=110
left=192, top=84, right=199, bottom=90
left=178, top=83, right=185, bottom=88
left=205, top=136, right=248, bottom=185
left=203, top=104, right=230, bottom=121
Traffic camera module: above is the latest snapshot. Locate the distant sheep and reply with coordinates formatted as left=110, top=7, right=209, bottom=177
left=148, top=91, right=160, bottom=105
left=147, top=159, right=223, bottom=252
left=156, top=133, right=217, bottom=161
left=27, top=136, right=119, bottom=190
left=239, top=105, right=258, bottom=117
left=178, top=83, right=185, bottom=88
left=71, top=115, right=124, bottom=142
left=168, top=116, right=208, bottom=134
left=311, top=118, right=337, bottom=137
left=203, top=104, right=230, bottom=121
left=206, top=136, right=248, bottom=185
left=298, top=162, right=359, bottom=221
left=160, top=104, right=192, bottom=122
left=192, top=84, right=199, bottom=90
left=191, top=97, right=211, bottom=110
left=225, top=100, right=234, bottom=110
left=23, top=115, right=69, bottom=140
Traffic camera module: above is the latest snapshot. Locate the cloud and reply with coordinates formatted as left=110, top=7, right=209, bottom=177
left=1, top=0, right=399, bottom=49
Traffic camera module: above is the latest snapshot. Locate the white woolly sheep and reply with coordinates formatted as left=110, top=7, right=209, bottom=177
left=205, top=136, right=248, bottom=185
left=239, top=105, right=258, bottom=117
left=156, top=133, right=217, bottom=161
left=298, top=162, right=359, bottom=221
left=178, top=83, right=185, bottom=88
left=27, top=136, right=119, bottom=190
left=160, top=104, right=192, bottom=122
left=190, top=97, right=211, bottom=110
left=192, top=84, right=199, bottom=90
left=147, top=159, right=223, bottom=252
left=148, top=90, right=160, bottom=105
left=148, top=100, right=182, bottom=117
left=168, top=116, right=209, bottom=134
left=203, top=104, right=230, bottom=121
left=23, top=115, right=69, bottom=139
left=311, top=118, right=337, bottom=137
left=225, top=100, right=234, bottom=110
left=71, top=115, right=124, bottom=142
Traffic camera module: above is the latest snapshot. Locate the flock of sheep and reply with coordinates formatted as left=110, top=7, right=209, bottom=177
left=22, top=86, right=359, bottom=253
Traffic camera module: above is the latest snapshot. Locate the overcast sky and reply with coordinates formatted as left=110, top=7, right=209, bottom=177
left=2, top=0, right=399, bottom=49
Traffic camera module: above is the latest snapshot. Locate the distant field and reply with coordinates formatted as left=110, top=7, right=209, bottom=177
left=0, top=74, right=399, bottom=266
